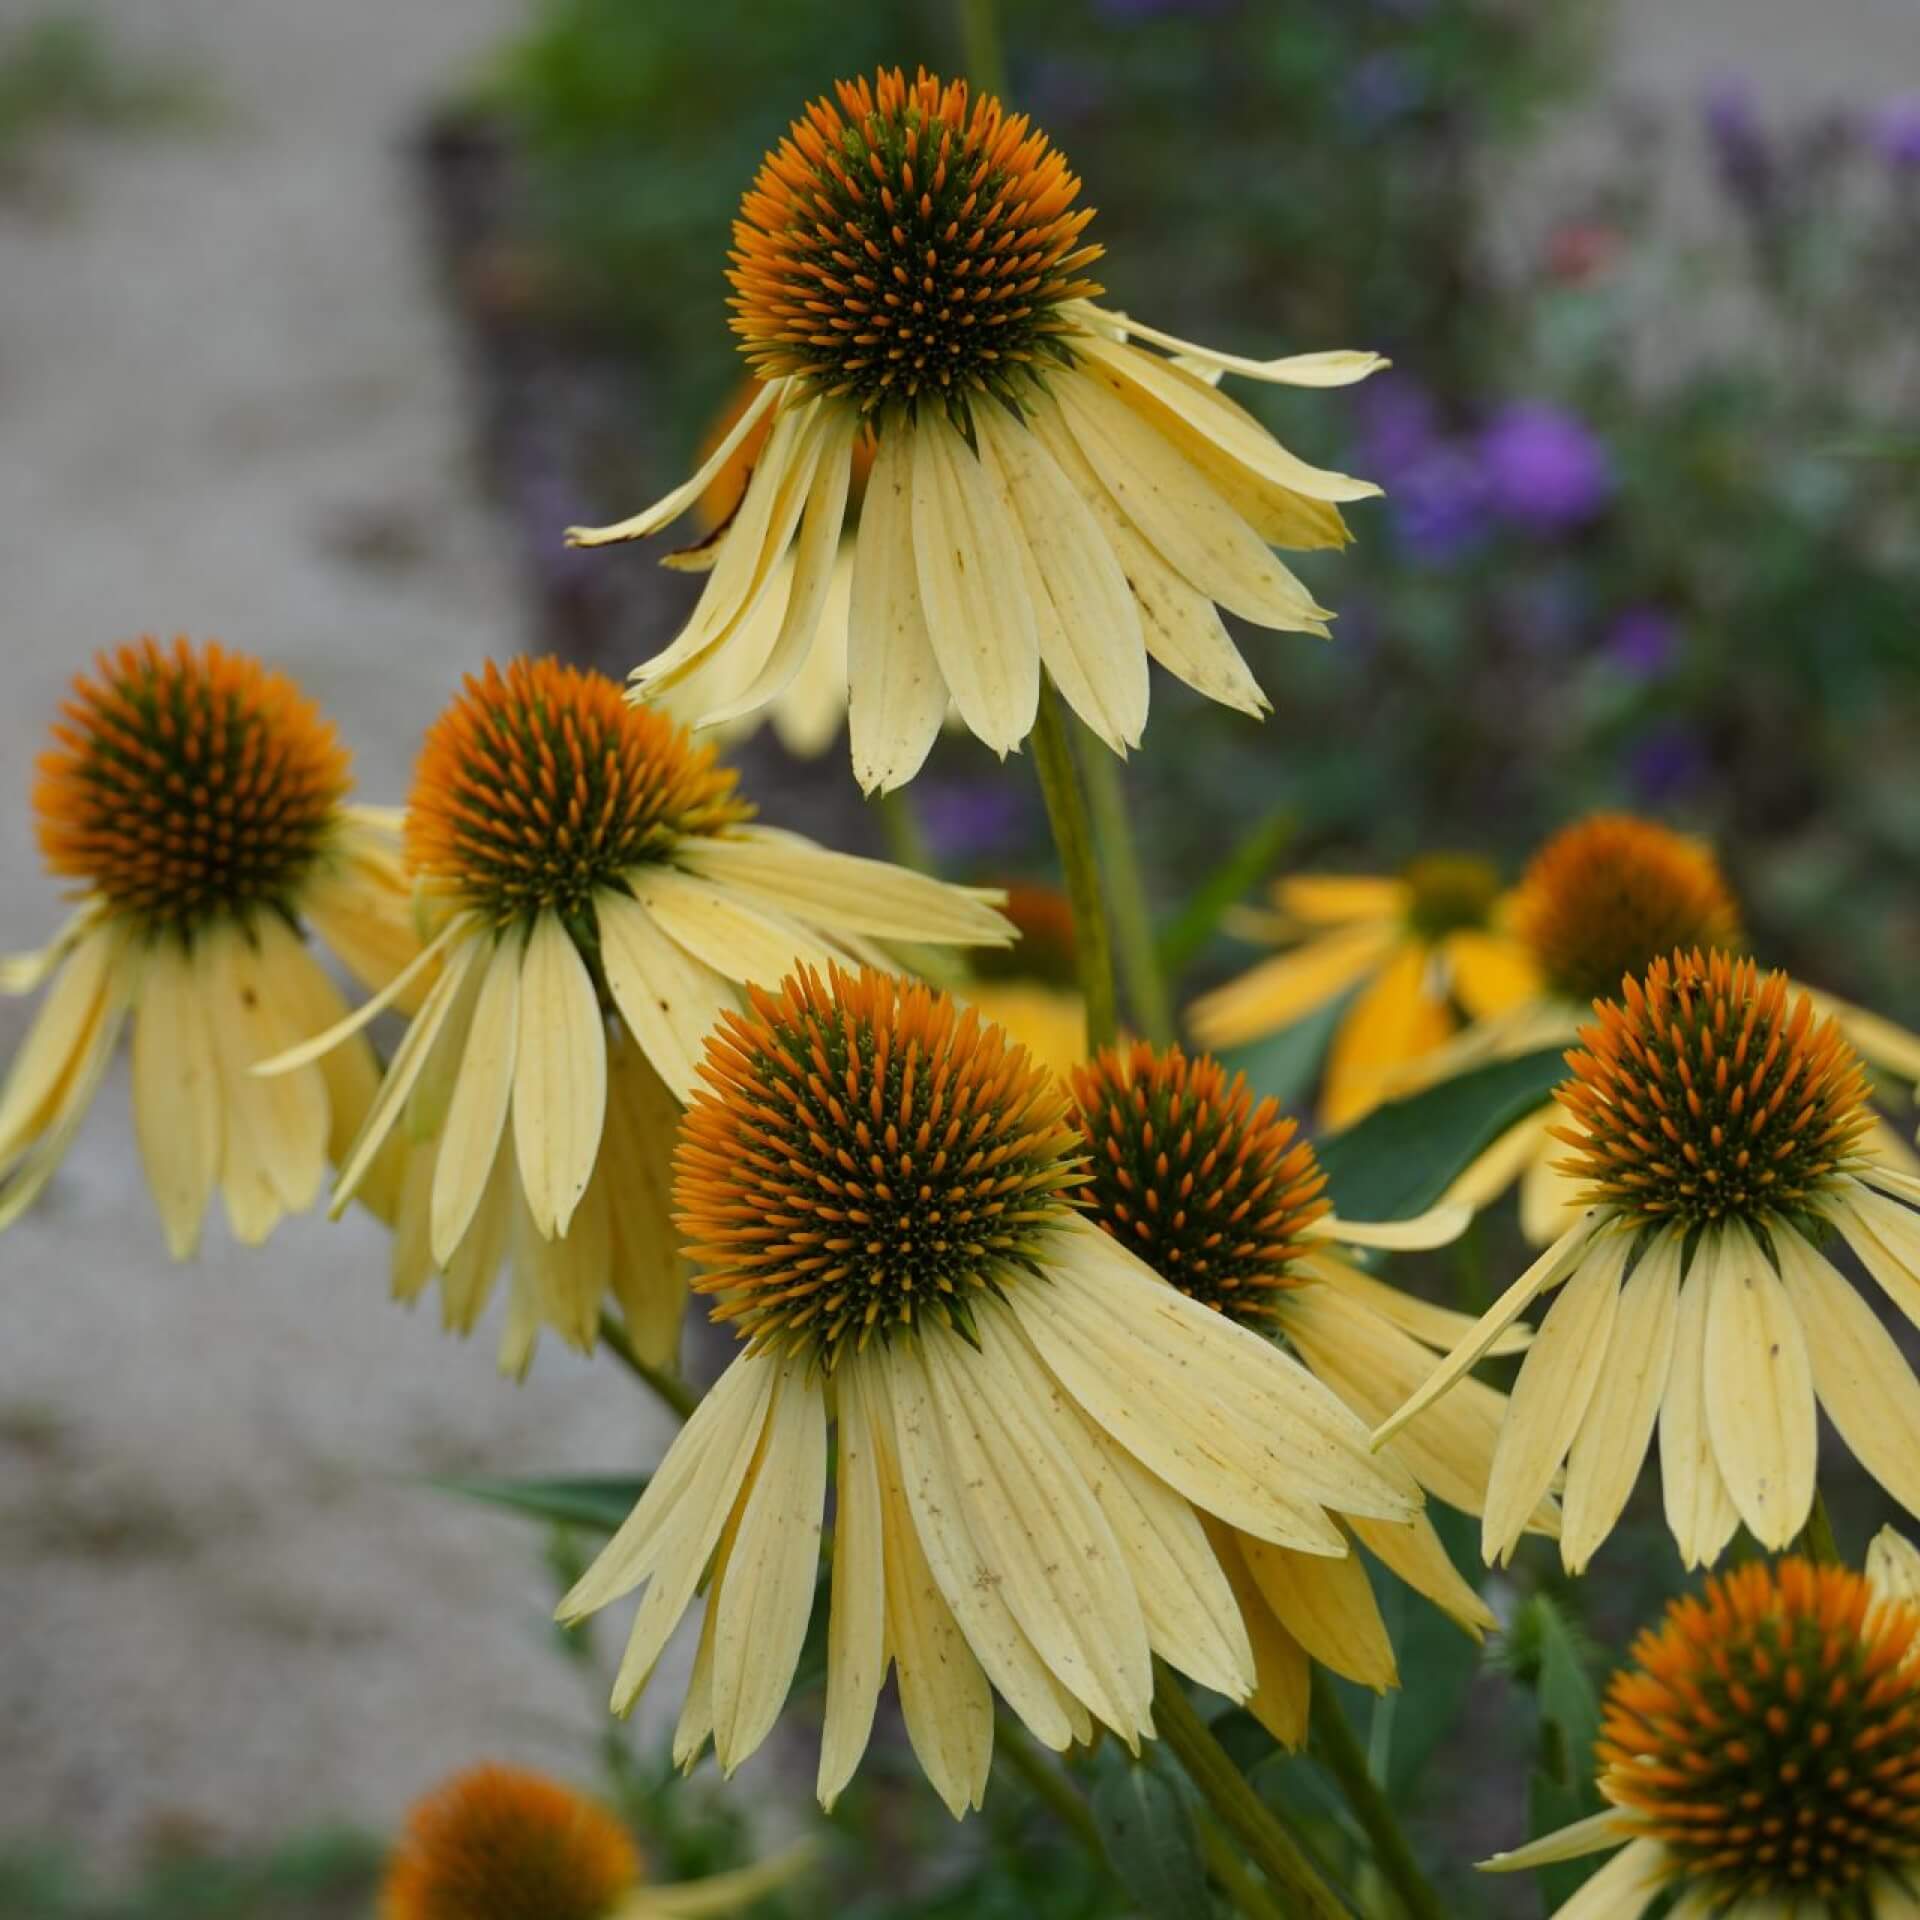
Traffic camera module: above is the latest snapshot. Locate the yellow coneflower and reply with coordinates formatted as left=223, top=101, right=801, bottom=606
left=1431, top=813, right=1920, bottom=1245
left=1187, top=856, right=1536, bottom=1126
left=560, top=966, right=1422, bottom=1816
left=380, top=1761, right=806, bottom=1920
left=1068, top=1042, right=1550, bottom=1744
left=1379, top=949, right=1920, bottom=1574
left=567, top=67, right=1383, bottom=792
left=655, top=378, right=880, bottom=759
left=264, top=656, right=1010, bottom=1376
left=1483, top=1558, right=1920, bottom=1917
left=1, top=637, right=417, bottom=1255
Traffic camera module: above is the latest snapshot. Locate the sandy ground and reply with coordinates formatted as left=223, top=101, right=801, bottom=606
left=1, top=0, right=1914, bottom=1881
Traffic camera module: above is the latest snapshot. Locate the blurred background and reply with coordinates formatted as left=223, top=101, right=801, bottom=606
left=1, top=0, right=1915, bottom=1912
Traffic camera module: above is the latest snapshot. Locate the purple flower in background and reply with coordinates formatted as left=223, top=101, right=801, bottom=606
left=1625, top=722, right=1709, bottom=805
left=916, top=778, right=1028, bottom=866
left=1341, top=52, right=1425, bottom=133
left=1872, top=96, right=1920, bottom=171
left=1477, top=403, right=1612, bottom=535
left=1355, top=373, right=1442, bottom=476
left=1607, top=606, right=1681, bottom=679
left=1389, top=442, right=1490, bottom=564
left=1703, top=76, right=1775, bottom=209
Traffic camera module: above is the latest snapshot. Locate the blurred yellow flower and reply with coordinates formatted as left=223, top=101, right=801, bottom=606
left=1483, top=1558, right=1920, bottom=1917
left=263, top=657, right=1011, bottom=1376
left=381, top=1761, right=807, bottom=1920
left=1187, top=856, right=1536, bottom=1126
left=568, top=67, right=1383, bottom=792
left=1381, top=950, right=1920, bottom=1573
left=1068, top=1041, right=1545, bottom=1743
left=1, top=637, right=416, bottom=1255
left=561, top=966, right=1421, bottom=1816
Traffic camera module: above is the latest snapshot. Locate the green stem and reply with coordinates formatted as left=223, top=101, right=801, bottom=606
left=1195, top=1810, right=1292, bottom=1920
left=993, top=1708, right=1106, bottom=1866
left=1798, top=1487, right=1843, bottom=1566
left=1309, top=1677, right=1446, bottom=1920
left=1072, top=726, right=1174, bottom=1046
left=958, top=0, right=1007, bottom=95
left=1152, top=1664, right=1350, bottom=1920
left=872, top=785, right=933, bottom=876
left=596, top=1308, right=699, bottom=1422
left=1031, top=679, right=1119, bottom=1053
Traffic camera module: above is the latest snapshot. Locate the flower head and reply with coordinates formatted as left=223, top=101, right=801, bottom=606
left=1380, top=949, right=1920, bottom=1573
left=273, top=661, right=1011, bottom=1375
left=1477, top=402, right=1611, bottom=535
left=3, top=638, right=417, bottom=1254
left=1510, top=812, right=1742, bottom=1006
left=1188, top=856, right=1535, bottom=1125
left=568, top=66, right=1384, bottom=789
left=1066, top=1041, right=1531, bottom=1740
left=381, top=1764, right=639, bottom=1920
left=564, top=970, right=1422, bottom=1812
left=1486, top=1558, right=1920, bottom=1915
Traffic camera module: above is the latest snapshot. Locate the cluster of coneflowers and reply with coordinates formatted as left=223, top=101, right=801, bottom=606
left=9, top=63, right=1920, bottom=1920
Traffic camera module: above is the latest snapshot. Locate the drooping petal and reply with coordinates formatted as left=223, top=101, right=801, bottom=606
left=512, top=911, right=607, bottom=1239
left=1347, top=1510, right=1496, bottom=1636
left=1082, top=309, right=1390, bottom=392
left=1238, top=1530, right=1397, bottom=1690
left=847, top=426, right=946, bottom=793
left=630, top=865, right=843, bottom=992
left=1701, top=1219, right=1817, bottom=1550
left=1293, top=1249, right=1531, bottom=1358
left=1660, top=1248, right=1742, bottom=1570
left=909, top=408, right=1040, bottom=756
left=0, top=922, right=120, bottom=1163
left=1480, top=1810, right=1641, bottom=1872
left=1186, top=922, right=1399, bottom=1050
left=430, top=933, right=520, bottom=1264
left=1321, top=944, right=1456, bottom=1126
left=1206, top=1520, right=1311, bottom=1747
left=129, top=935, right=222, bottom=1259
left=594, top=886, right=734, bottom=1104
left=818, top=1361, right=890, bottom=1811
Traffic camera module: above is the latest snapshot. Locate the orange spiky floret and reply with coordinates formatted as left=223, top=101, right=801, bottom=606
left=1552, top=949, right=1873, bottom=1227
left=380, top=1763, right=640, bottom=1920
left=33, top=636, right=349, bottom=932
left=727, top=65, right=1105, bottom=415
left=675, top=963, right=1084, bottom=1365
left=1598, top=1558, right=1920, bottom=1899
left=405, top=657, right=752, bottom=924
left=1069, top=1042, right=1330, bottom=1325
left=1512, top=813, right=1742, bottom=1003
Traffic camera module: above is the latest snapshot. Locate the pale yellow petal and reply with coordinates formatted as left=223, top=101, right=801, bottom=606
left=910, top=408, right=1039, bottom=756
left=429, top=934, right=519, bottom=1264
left=1481, top=1810, right=1640, bottom=1871
left=676, top=832, right=1010, bottom=946
left=1659, top=1249, right=1742, bottom=1569
left=1801, top=984, right=1920, bottom=1083
left=1702, top=1219, right=1817, bottom=1550
left=1028, top=399, right=1270, bottom=715
left=1507, top=1837, right=1669, bottom=1919
left=1519, top=1134, right=1588, bottom=1249
left=1186, top=921, right=1399, bottom=1049
left=769, top=551, right=853, bottom=758
left=1773, top=1225, right=1920, bottom=1525
left=594, top=886, right=733, bottom=1103
left=567, top=378, right=780, bottom=546
left=1083, top=311, right=1389, bottom=393
left=1322, top=944, right=1455, bottom=1125
left=874, top=1348, right=1078, bottom=1750
left=819, top=1361, right=890, bottom=1811
left=1238, top=1530, right=1397, bottom=1689
left=1309, top=1205, right=1472, bottom=1254
left=512, top=911, right=607, bottom=1238
left=618, top=1847, right=814, bottom=1919
left=1867, top=1524, right=1920, bottom=1604
left=1443, top=930, right=1543, bottom=1022
left=599, top=1037, right=687, bottom=1367
left=1347, top=1510, right=1496, bottom=1636
left=1292, top=1250, right=1531, bottom=1358
left=0, top=901, right=104, bottom=997
left=972, top=397, right=1148, bottom=755
left=1055, top=370, right=1330, bottom=633
left=629, top=865, right=841, bottom=994
left=712, top=1360, right=827, bottom=1773
left=919, top=1320, right=1154, bottom=1741
left=1370, top=1217, right=1607, bottom=1451
left=847, top=427, right=946, bottom=793
left=389, top=1141, right=436, bottom=1307
left=0, top=925, right=120, bottom=1165
left=1561, top=1230, right=1683, bottom=1573
left=1483, top=1231, right=1630, bottom=1564
left=1207, top=1521, right=1311, bottom=1748
left=438, top=1137, right=514, bottom=1334
left=129, top=937, right=222, bottom=1259
left=302, top=823, right=429, bottom=1006
left=1274, top=877, right=1406, bottom=926
left=1836, top=1187, right=1920, bottom=1333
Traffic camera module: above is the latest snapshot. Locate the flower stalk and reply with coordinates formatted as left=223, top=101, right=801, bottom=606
left=1032, top=678, right=1121, bottom=1053
left=1310, top=1675, right=1448, bottom=1920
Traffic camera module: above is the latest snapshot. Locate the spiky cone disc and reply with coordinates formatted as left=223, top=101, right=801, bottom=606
left=404, top=656, right=752, bottom=927
left=1512, top=812, right=1742, bottom=1005
left=676, top=962, right=1084, bottom=1366
left=1068, top=1042, right=1330, bottom=1325
left=380, top=1764, right=639, bottom=1920
left=1598, top=1558, right=1920, bottom=1900
left=1554, top=948, right=1874, bottom=1228
left=727, top=65, right=1104, bottom=416
left=33, top=636, right=350, bottom=935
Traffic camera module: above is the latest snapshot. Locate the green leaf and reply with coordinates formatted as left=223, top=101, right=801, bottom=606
left=1088, top=1750, right=1209, bottom=1919
left=1155, top=807, right=1295, bottom=982
left=1315, top=1046, right=1569, bottom=1221
left=1510, top=1593, right=1607, bottom=1906
left=426, top=1472, right=647, bottom=1533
